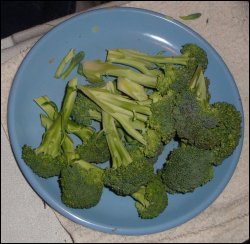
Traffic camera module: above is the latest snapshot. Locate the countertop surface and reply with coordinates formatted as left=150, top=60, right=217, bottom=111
left=1, top=1, right=249, bottom=243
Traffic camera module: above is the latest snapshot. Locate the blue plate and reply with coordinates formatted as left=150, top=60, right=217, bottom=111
left=8, top=7, right=244, bottom=235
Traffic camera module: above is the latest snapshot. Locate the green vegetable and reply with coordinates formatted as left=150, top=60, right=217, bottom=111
left=76, top=131, right=110, bottom=163
left=60, top=51, right=85, bottom=79
left=55, top=49, right=75, bottom=78
left=60, top=159, right=104, bottom=208
left=55, top=49, right=85, bottom=79
left=78, top=83, right=152, bottom=145
left=132, top=176, right=168, bottom=219
left=22, top=78, right=78, bottom=178
left=180, top=13, right=202, bottom=20
left=159, top=145, right=214, bottom=193
left=71, top=91, right=102, bottom=126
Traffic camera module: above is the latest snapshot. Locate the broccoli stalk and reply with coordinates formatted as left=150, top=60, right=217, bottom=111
left=79, top=60, right=157, bottom=87
left=78, top=83, right=152, bottom=145
left=102, top=110, right=132, bottom=168
left=22, top=78, right=78, bottom=178
left=55, top=49, right=85, bottom=79
left=117, top=77, right=148, bottom=101
left=37, top=95, right=94, bottom=142
left=107, top=48, right=188, bottom=65
left=55, top=49, right=75, bottom=78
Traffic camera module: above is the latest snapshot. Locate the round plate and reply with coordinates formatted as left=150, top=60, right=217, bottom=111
left=8, top=7, right=244, bottom=235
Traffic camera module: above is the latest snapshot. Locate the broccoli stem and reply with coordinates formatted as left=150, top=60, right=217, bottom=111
left=39, top=97, right=94, bottom=142
left=74, top=159, right=103, bottom=174
left=35, top=78, right=78, bottom=157
left=35, top=114, right=63, bottom=157
left=62, top=134, right=80, bottom=162
left=66, top=121, right=94, bottom=142
left=81, top=60, right=157, bottom=87
left=117, top=77, right=148, bottom=101
left=132, top=186, right=149, bottom=207
left=60, top=51, right=85, bottom=80
left=189, top=65, right=210, bottom=107
left=78, top=84, right=148, bottom=144
left=110, top=48, right=188, bottom=65
left=78, top=85, right=149, bottom=122
left=55, top=49, right=75, bottom=78
left=107, top=50, right=157, bottom=76
left=102, top=111, right=132, bottom=168
left=34, top=96, right=58, bottom=120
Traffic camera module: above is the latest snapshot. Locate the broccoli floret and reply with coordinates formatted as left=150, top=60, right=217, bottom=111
left=148, top=91, right=176, bottom=144
left=102, top=110, right=154, bottom=196
left=22, top=145, right=67, bottom=178
left=173, top=66, right=220, bottom=149
left=179, top=43, right=208, bottom=76
left=132, top=176, right=168, bottom=219
left=160, top=145, right=214, bottom=193
left=210, top=102, right=242, bottom=165
left=140, top=128, right=163, bottom=158
left=173, top=66, right=242, bottom=156
left=71, top=91, right=102, bottom=126
left=22, top=78, right=78, bottom=178
left=104, top=159, right=154, bottom=196
left=60, top=159, right=104, bottom=208
left=76, top=131, right=110, bottom=163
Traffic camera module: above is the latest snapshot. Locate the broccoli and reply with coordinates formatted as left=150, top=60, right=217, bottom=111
left=173, top=65, right=242, bottom=160
left=123, top=129, right=164, bottom=165
left=37, top=98, right=95, bottom=143
left=116, top=77, right=148, bottom=101
left=140, top=128, right=163, bottom=158
left=76, top=130, right=110, bottom=163
left=55, top=49, right=85, bottom=79
left=105, top=44, right=208, bottom=94
left=148, top=91, right=176, bottom=144
left=102, top=110, right=154, bottom=196
left=22, top=78, right=78, bottom=178
left=132, top=176, right=168, bottom=219
left=71, top=91, right=102, bottom=126
left=209, top=102, right=242, bottom=165
left=78, top=82, right=152, bottom=145
left=60, top=159, right=104, bottom=208
left=160, top=145, right=214, bottom=193
left=173, top=66, right=220, bottom=149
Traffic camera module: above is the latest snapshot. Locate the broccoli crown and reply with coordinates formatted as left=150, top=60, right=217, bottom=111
left=148, top=91, right=176, bottom=144
left=180, top=43, right=208, bottom=75
left=104, top=160, right=154, bottom=196
left=132, top=176, right=168, bottom=219
left=76, top=131, right=110, bottom=163
left=160, top=145, right=214, bottom=193
left=173, top=91, right=219, bottom=149
left=210, top=102, right=242, bottom=165
left=125, top=137, right=163, bottom=165
left=71, top=91, right=101, bottom=126
left=140, top=129, right=163, bottom=158
left=60, top=160, right=104, bottom=209
left=22, top=145, right=67, bottom=178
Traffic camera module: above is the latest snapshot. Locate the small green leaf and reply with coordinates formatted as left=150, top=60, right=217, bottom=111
left=180, top=13, right=202, bottom=20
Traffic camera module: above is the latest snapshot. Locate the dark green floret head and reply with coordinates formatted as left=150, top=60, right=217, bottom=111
left=60, top=160, right=104, bottom=209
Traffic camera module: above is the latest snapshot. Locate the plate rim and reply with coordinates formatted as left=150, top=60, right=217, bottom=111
left=7, top=7, right=245, bottom=235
